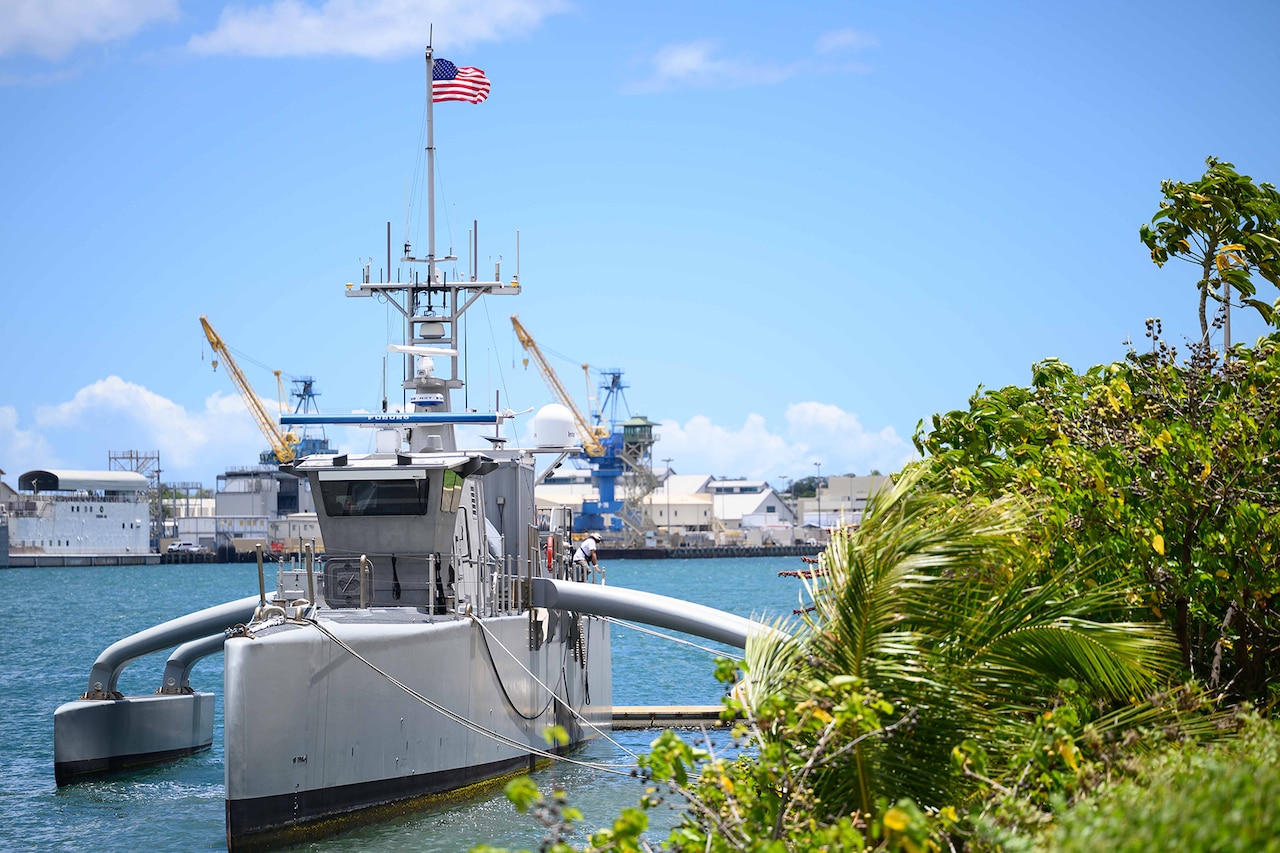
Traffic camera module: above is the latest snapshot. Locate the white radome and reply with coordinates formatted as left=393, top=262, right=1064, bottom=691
left=532, top=404, right=577, bottom=447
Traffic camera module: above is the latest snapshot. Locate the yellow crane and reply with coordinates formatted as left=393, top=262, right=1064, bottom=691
left=199, top=316, right=299, bottom=464
left=510, top=314, right=608, bottom=457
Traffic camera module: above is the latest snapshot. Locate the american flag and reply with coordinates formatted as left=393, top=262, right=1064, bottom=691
left=432, top=59, right=491, bottom=104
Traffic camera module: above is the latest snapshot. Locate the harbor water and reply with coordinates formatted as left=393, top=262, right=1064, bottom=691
left=0, top=556, right=806, bottom=852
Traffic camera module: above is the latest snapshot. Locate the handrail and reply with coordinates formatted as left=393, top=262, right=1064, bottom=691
left=159, top=633, right=229, bottom=694
left=82, top=595, right=261, bottom=698
left=530, top=578, right=787, bottom=649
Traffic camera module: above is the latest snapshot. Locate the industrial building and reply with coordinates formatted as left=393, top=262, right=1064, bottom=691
left=214, top=466, right=319, bottom=558
left=538, top=467, right=801, bottom=548
left=1, top=469, right=154, bottom=566
left=797, top=474, right=894, bottom=529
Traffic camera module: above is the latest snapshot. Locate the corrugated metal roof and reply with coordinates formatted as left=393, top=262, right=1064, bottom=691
left=17, top=469, right=150, bottom=493
left=664, top=474, right=712, bottom=496
left=712, top=492, right=774, bottom=520
left=707, top=479, right=767, bottom=493
left=535, top=494, right=584, bottom=510
left=642, top=493, right=712, bottom=507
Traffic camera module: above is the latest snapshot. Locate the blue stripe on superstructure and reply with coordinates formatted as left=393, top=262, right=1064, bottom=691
left=281, top=413, right=500, bottom=426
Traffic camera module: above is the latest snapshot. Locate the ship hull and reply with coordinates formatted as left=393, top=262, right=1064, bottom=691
left=224, top=610, right=611, bottom=851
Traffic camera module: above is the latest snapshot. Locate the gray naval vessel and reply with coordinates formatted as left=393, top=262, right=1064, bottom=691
left=219, top=47, right=614, bottom=845
left=222, top=297, right=613, bottom=850
left=53, top=47, right=775, bottom=852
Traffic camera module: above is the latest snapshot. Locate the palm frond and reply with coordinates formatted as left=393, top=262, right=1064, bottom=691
left=770, top=459, right=1187, bottom=816
left=968, top=619, right=1178, bottom=705
left=738, top=614, right=805, bottom=708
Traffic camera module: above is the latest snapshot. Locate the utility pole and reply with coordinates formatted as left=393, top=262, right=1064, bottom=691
left=662, top=457, right=673, bottom=544
left=778, top=475, right=793, bottom=545
left=814, top=462, right=823, bottom=542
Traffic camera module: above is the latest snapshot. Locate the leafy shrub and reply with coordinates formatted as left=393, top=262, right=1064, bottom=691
left=1042, top=715, right=1280, bottom=852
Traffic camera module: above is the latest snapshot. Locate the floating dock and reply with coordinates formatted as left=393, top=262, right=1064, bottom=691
left=611, top=705, right=732, bottom=730
left=599, top=544, right=820, bottom=560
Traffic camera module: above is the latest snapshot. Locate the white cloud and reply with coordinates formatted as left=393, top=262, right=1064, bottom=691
left=3, top=379, right=911, bottom=493
left=656, top=403, right=913, bottom=482
left=632, top=40, right=798, bottom=92
left=632, top=31, right=876, bottom=93
left=652, top=40, right=725, bottom=80
left=0, top=0, right=178, bottom=60
left=4, top=377, right=409, bottom=483
left=0, top=404, right=57, bottom=470
left=815, top=28, right=878, bottom=54
left=187, top=0, right=569, bottom=58
left=783, top=402, right=911, bottom=473
left=28, top=376, right=272, bottom=478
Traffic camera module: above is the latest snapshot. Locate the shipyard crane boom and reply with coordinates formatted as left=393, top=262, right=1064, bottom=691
left=510, top=315, right=607, bottom=457
left=199, top=316, right=299, bottom=465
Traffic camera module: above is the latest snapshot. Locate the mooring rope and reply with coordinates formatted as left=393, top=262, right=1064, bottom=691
left=472, top=610, right=563, bottom=722
left=467, top=612, right=640, bottom=759
left=288, top=615, right=639, bottom=777
left=603, top=616, right=733, bottom=656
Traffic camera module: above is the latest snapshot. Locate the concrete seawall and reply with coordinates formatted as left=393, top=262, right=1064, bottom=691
left=6, top=553, right=162, bottom=568
left=598, top=544, right=821, bottom=560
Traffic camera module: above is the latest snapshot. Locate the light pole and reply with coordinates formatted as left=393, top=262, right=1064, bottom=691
left=814, top=462, right=822, bottom=542
left=156, top=466, right=163, bottom=555
left=778, top=475, right=793, bottom=545
left=662, top=457, right=673, bottom=544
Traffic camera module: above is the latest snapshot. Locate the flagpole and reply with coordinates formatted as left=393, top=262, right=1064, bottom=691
left=425, top=44, right=436, bottom=290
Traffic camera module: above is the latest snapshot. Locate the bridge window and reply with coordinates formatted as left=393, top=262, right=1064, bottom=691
left=321, top=478, right=431, bottom=517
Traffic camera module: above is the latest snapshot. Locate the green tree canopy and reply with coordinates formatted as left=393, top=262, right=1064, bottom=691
left=914, top=329, right=1280, bottom=701
left=788, top=475, right=823, bottom=498
left=1140, top=156, right=1280, bottom=343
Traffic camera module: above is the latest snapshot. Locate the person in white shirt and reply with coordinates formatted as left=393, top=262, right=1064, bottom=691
left=572, top=533, right=601, bottom=580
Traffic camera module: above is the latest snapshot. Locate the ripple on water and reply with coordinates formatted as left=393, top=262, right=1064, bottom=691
left=3, top=558, right=793, bottom=852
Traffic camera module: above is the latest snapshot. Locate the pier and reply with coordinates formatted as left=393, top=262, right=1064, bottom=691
left=611, top=705, right=733, bottom=730
left=599, top=544, right=820, bottom=560
left=6, top=553, right=161, bottom=568
left=159, top=552, right=220, bottom=565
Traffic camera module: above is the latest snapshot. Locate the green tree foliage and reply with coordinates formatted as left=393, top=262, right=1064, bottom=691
left=1139, top=156, right=1280, bottom=341
left=476, top=473, right=1206, bottom=852
left=478, top=160, right=1280, bottom=853
left=735, top=471, right=1180, bottom=823
left=789, top=476, right=823, bottom=498
left=1042, top=714, right=1280, bottom=852
left=914, top=329, right=1280, bottom=701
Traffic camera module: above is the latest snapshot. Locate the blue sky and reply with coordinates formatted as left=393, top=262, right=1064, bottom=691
left=2, top=0, right=1279, bottom=490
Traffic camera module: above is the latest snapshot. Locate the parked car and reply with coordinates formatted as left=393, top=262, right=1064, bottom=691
left=167, top=542, right=200, bottom=553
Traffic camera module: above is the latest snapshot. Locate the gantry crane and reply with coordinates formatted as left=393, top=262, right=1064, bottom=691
left=199, top=316, right=300, bottom=465
left=510, top=315, right=608, bottom=457
left=510, top=315, right=659, bottom=542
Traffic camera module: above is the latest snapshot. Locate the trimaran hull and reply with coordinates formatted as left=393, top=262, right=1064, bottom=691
left=225, top=611, right=611, bottom=850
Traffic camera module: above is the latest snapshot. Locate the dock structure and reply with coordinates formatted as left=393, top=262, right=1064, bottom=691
left=6, top=553, right=162, bottom=568
left=611, top=705, right=732, bottom=730
left=598, top=544, right=820, bottom=560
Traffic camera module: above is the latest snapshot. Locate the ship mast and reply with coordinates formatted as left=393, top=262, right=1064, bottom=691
left=425, top=43, right=437, bottom=296
left=319, top=46, right=518, bottom=452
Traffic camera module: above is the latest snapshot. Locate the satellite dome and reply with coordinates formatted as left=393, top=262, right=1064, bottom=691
left=532, top=404, right=576, bottom=448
